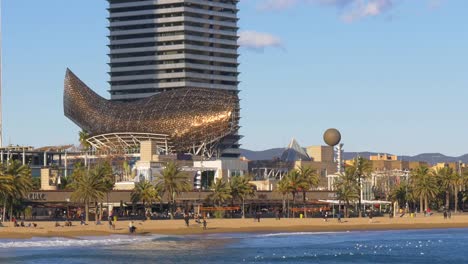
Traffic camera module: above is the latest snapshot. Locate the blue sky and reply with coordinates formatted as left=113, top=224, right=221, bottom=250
left=3, top=0, right=468, bottom=156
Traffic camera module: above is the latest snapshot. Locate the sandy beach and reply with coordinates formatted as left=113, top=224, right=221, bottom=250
left=1, top=213, right=468, bottom=239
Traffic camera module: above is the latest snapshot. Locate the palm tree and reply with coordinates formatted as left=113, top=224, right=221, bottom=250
left=70, top=165, right=109, bottom=222
left=276, top=176, right=291, bottom=217
left=79, top=130, right=91, bottom=150
left=154, top=162, right=191, bottom=219
left=412, top=166, right=438, bottom=213
left=334, top=169, right=359, bottom=218
left=284, top=170, right=303, bottom=217
left=433, top=167, right=456, bottom=210
left=131, top=180, right=160, bottom=219
left=2, top=161, right=32, bottom=220
left=229, top=175, right=255, bottom=218
left=297, top=166, right=319, bottom=218
left=348, top=157, right=372, bottom=217
left=207, top=179, right=232, bottom=207
left=389, top=180, right=412, bottom=213
left=0, top=174, right=13, bottom=223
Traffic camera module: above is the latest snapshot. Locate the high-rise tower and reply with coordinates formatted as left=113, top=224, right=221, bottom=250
left=107, top=0, right=241, bottom=157
left=107, top=0, right=239, bottom=101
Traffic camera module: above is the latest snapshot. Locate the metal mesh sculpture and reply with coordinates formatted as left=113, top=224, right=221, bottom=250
left=63, top=69, right=240, bottom=154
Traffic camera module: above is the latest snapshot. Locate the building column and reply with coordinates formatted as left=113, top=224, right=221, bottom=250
left=64, top=151, right=68, bottom=177
left=22, top=148, right=26, bottom=165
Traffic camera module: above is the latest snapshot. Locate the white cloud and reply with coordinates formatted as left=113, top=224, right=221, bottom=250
left=258, top=0, right=298, bottom=10
left=255, top=0, right=444, bottom=22
left=238, top=30, right=283, bottom=50
left=342, top=0, right=394, bottom=22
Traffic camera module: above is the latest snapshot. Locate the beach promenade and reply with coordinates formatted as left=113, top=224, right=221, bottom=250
left=1, top=214, right=468, bottom=239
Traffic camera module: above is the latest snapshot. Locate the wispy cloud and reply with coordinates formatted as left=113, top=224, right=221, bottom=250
left=238, top=30, right=283, bottom=50
left=258, top=0, right=298, bottom=10
left=256, top=0, right=444, bottom=22
left=342, top=0, right=394, bottom=22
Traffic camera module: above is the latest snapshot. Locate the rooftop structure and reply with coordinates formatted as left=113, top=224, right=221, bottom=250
left=280, top=138, right=311, bottom=162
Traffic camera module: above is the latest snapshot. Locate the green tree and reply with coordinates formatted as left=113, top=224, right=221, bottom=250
left=154, top=162, right=191, bottom=219
left=297, top=166, right=319, bottom=218
left=284, top=170, right=303, bottom=217
left=1, top=161, right=32, bottom=220
left=389, top=180, right=414, bottom=213
left=0, top=174, right=13, bottom=223
left=334, top=169, right=359, bottom=218
left=207, top=179, right=232, bottom=207
left=412, top=166, right=438, bottom=213
left=433, top=167, right=457, bottom=210
left=70, top=164, right=109, bottom=222
left=79, top=130, right=91, bottom=150
left=229, top=175, right=255, bottom=218
left=131, top=180, right=160, bottom=219
left=277, top=176, right=293, bottom=218
left=348, top=157, right=372, bottom=217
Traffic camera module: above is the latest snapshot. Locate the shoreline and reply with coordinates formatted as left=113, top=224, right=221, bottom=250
left=1, top=215, right=468, bottom=240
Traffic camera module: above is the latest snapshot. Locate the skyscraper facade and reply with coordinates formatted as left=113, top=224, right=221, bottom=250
left=108, top=0, right=239, bottom=101
left=107, top=0, right=241, bottom=157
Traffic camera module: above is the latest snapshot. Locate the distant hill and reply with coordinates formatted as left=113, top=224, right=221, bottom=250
left=240, top=148, right=468, bottom=164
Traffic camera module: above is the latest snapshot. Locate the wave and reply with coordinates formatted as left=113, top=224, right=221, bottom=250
left=256, top=231, right=349, bottom=238
left=0, top=235, right=165, bottom=249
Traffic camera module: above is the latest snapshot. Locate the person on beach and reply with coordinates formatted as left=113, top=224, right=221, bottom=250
left=202, top=217, right=207, bottom=230
left=448, top=210, right=452, bottom=219
left=368, top=211, right=373, bottom=223
left=256, top=211, right=261, bottom=222
left=129, top=221, right=136, bottom=234
left=443, top=211, right=447, bottom=219
left=184, top=213, right=190, bottom=227
left=108, top=217, right=113, bottom=229
left=337, top=211, right=342, bottom=223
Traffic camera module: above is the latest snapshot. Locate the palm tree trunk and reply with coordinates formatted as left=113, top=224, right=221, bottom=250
left=282, top=195, right=286, bottom=215
left=454, top=186, right=458, bottom=213
left=287, top=195, right=290, bottom=218
left=424, top=196, right=429, bottom=213
left=345, top=201, right=349, bottom=218
left=292, top=192, right=296, bottom=218
left=2, top=199, right=6, bottom=223
left=419, top=196, right=423, bottom=213
left=242, top=197, right=245, bottom=219
left=303, top=191, right=307, bottom=218
left=446, top=191, right=450, bottom=210
left=9, top=203, right=13, bottom=221
left=85, top=202, right=89, bottom=222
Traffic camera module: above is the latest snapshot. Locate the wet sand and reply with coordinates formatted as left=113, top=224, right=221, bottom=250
left=1, top=214, right=467, bottom=239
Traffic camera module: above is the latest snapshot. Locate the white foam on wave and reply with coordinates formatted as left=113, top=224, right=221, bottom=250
left=256, top=231, right=347, bottom=238
left=0, top=235, right=163, bottom=249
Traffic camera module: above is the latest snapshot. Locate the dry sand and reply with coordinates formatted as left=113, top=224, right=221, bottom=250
left=1, top=214, right=468, bottom=239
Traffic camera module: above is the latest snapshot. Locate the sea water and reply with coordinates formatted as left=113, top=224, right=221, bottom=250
left=0, top=228, right=467, bottom=263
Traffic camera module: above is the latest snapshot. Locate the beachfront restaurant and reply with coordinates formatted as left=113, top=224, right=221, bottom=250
left=22, top=190, right=339, bottom=221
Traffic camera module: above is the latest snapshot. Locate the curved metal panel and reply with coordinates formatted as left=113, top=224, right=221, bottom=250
left=63, top=69, right=239, bottom=152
